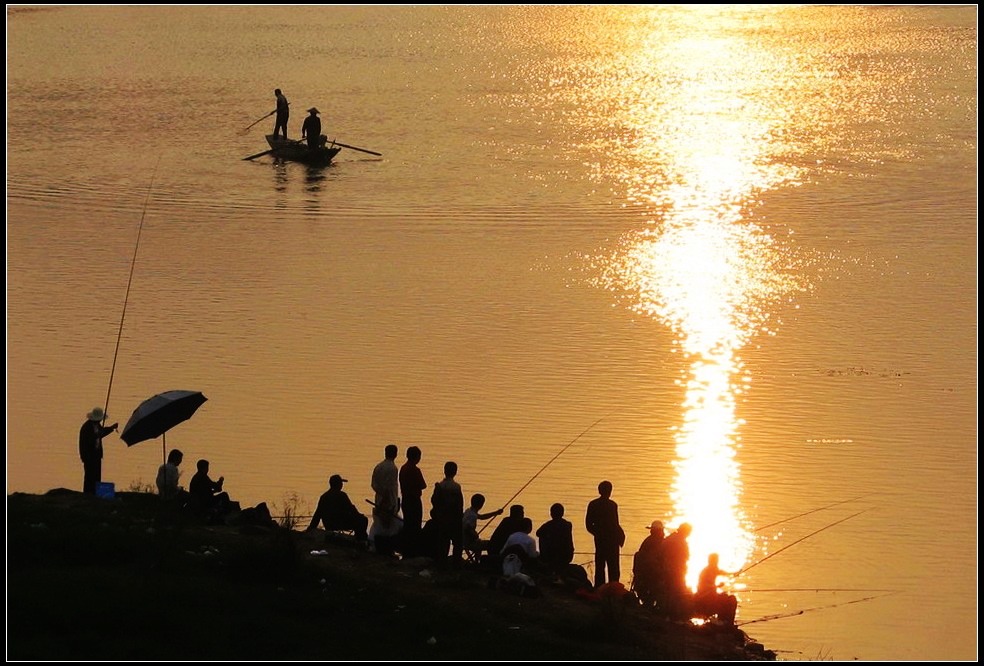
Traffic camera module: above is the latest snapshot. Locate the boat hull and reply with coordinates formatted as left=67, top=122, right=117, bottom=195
left=265, top=135, right=341, bottom=166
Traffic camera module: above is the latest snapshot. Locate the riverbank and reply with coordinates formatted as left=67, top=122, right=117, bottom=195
left=7, top=489, right=776, bottom=661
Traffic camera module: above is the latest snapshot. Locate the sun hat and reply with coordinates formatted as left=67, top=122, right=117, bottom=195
left=87, top=407, right=106, bottom=422
left=307, top=107, right=319, bottom=114
left=647, top=520, right=664, bottom=531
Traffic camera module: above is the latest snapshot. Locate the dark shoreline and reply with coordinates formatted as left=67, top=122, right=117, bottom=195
left=7, top=489, right=777, bottom=661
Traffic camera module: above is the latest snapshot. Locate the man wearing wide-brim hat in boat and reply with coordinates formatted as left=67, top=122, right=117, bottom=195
left=301, top=107, right=327, bottom=149
left=78, top=406, right=118, bottom=495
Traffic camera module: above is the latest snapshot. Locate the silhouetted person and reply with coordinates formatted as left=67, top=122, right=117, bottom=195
left=585, top=480, right=625, bottom=587
left=462, top=492, right=503, bottom=563
left=189, top=459, right=232, bottom=519
left=661, top=522, right=694, bottom=619
left=399, top=445, right=427, bottom=554
left=695, top=552, right=738, bottom=625
left=632, top=519, right=666, bottom=608
left=301, top=107, right=323, bottom=148
left=78, top=406, right=117, bottom=494
left=488, top=504, right=526, bottom=558
left=156, top=448, right=185, bottom=501
left=430, top=461, right=464, bottom=563
left=273, top=88, right=289, bottom=139
left=371, top=443, right=400, bottom=534
left=501, top=516, right=539, bottom=567
left=307, top=474, right=369, bottom=542
left=536, top=502, right=574, bottom=575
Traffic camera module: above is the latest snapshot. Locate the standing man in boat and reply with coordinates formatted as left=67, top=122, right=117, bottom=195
left=301, top=107, right=323, bottom=149
left=273, top=88, right=289, bottom=139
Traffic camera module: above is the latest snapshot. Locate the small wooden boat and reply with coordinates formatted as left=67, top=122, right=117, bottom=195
left=264, top=134, right=341, bottom=166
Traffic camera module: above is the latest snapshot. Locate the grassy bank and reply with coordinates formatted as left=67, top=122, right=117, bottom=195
left=7, top=489, right=776, bottom=661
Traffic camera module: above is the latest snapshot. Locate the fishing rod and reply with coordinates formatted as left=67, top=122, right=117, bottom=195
left=754, top=493, right=875, bottom=532
left=477, top=414, right=609, bottom=536
left=736, top=509, right=868, bottom=577
left=102, top=158, right=161, bottom=422
left=736, top=591, right=897, bottom=627
left=737, top=587, right=898, bottom=593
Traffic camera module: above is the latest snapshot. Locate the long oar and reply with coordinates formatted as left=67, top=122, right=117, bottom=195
left=478, top=415, right=608, bottom=536
left=737, top=510, right=868, bottom=577
left=332, top=141, right=382, bottom=156
left=240, top=110, right=275, bottom=134
left=242, top=148, right=275, bottom=161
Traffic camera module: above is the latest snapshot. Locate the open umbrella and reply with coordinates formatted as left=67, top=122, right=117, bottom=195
left=121, top=390, right=208, bottom=462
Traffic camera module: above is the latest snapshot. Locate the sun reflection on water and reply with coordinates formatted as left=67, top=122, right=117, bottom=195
left=589, top=6, right=815, bottom=589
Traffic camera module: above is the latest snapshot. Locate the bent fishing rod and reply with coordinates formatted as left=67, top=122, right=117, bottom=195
left=736, top=509, right=868, bottom=577
left=754, top=493, right=875, bottom=532
left=477, top=414, right=608, bottom=536
left=736, top=591, right=898, bottom=627
left=102, top=157, right=161, bottom=422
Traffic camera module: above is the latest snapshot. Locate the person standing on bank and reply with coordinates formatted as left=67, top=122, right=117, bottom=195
left=273, top=88, right=289, bottom=139
left=78, top=406, right=118, bottom=494
left=371, top=444, right=400, bottom=533
left=399, top=445, right=427, bottom=553
left=585, top=480, right=625, bottom=588
left=301, top=107, right=323, bottom=149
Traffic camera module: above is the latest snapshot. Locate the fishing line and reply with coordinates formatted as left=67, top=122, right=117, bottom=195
left=737, top=509, right=868, bottom=577
left=737, top=587, right=898, bottom=593
left=736, top=591, right=897, bottom=627
left=478, top=414, right=609, bottom=536
left=102, top=157, right=161, bottom=421
left=754, top=493, right=875, bottom=532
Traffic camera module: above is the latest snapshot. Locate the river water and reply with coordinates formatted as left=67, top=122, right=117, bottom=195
left=6, top=6, right=977, bottom=661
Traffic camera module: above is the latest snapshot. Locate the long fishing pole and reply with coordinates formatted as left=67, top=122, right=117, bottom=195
left=477, top=414, right=608, bottom=536
left=102, top=158, right=161, bottom=422
left=754, top=493, right=875, bottom=532
left=736, top=591, right=897, bottom=627
left=736, top=509, right=868, bottom=577
left=737, top=587, right=897, bottom=593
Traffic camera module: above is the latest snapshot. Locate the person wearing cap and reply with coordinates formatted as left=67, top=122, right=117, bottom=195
left=307, top=474, right=369, bottom=542
left=78, top=406, right=118, bottom=494
left=301, top=107, right=324, bottom=149
left=273, top=88, right=289, bottom=139
left=631, top=519, right=666, bottom=608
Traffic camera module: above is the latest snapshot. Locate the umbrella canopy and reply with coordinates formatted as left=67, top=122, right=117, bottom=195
left=121, top=390, right=208, bottom=446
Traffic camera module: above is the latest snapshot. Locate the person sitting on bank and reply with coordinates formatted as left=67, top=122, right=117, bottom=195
left=462, top=493, right=503, bottom=564
left=307, top=474, right=369, bottom=542
left=536, top=502, right=574, bottom=576
left=188, top=459, right=234, bottom=519
left=156, top=449, right=186, bottom=502
left=301, top=107, right=326, bottom=149
left=694, top=552, right=738, bottom=625
left=488, top=504, right=526, bottom=559
left=500, top=517, right=540, bottom=569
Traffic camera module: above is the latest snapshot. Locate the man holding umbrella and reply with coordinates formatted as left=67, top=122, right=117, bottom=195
left=79, top=406, right=118, bottom=494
